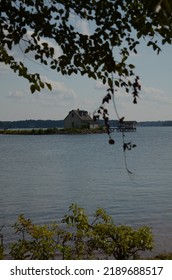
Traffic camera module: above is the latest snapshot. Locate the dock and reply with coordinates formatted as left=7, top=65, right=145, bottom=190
left=110, top=121, right=137, bottom=132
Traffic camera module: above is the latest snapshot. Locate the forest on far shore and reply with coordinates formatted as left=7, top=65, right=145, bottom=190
left=0, top=120, right=172, bottom=130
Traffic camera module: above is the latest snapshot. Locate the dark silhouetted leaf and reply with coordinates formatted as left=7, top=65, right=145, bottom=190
left=109, top=139, right=115, bottom=145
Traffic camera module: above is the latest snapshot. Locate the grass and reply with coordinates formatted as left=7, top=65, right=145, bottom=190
left=0, top=127, right=106, bottom=135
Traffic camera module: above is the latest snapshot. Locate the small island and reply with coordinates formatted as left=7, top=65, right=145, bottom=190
left=0, top=127, right=107, bottom=135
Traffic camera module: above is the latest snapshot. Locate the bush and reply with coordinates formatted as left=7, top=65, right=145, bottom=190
left=6, top=204, right=154, bottom=260
left=0, top=245, right=3, bottom=260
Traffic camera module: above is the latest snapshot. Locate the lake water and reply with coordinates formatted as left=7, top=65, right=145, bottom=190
left=0, top=127, right=172, bottom=256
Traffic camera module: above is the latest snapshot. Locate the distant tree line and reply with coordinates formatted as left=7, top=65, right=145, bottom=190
left=0, top=120, right=64, bottom=130
left=0, top=119, right=116, bottom=130
left=138, top=121, right=172, bottom=127
left=0, top=120, right=172, bottom=130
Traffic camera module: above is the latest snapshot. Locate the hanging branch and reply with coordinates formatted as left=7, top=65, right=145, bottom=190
left=93, top=74, right=141, bottom=174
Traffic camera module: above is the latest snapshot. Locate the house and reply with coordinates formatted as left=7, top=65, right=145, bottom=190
left=64, top=109, right=94, bottom=129
left=116, top=121, right=137, bottom=132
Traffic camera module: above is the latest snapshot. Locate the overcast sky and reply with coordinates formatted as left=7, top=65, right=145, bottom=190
left=0, top=20, right=172, bottom=122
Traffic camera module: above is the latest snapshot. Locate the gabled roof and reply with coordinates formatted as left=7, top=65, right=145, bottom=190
left=73, top=110, right=93, bottom=122
left=121, top=121, right=137, bottom=124
left=65, top=109, right=93, bottom=122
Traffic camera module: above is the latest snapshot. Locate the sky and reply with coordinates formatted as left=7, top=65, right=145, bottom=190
left=0, top=20, right=172, bottom=122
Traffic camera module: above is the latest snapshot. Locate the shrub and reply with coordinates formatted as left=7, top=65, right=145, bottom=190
left=8, top=205, right=153, bottom=260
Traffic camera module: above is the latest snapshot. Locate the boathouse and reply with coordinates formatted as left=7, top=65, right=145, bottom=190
left=116, top=121, right=137, bottom=132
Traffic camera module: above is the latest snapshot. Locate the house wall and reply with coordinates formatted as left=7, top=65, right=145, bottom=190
left=123, top=123, right=134, bottom=128
left=116, top=121, right=137, bottom=132
left=64, top=112, right=81, bottom=128
left=118, top=122, right=137, bottom=128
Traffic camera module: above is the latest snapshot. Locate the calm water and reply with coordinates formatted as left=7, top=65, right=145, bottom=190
left=0, top=127, right=172, bottom=255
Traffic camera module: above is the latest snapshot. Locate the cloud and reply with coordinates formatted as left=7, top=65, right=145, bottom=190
left=143, top=86, right=164, bottom=96
left=76, top=19, right=91, bottom=36
left=7, top=91, right=25, bottom=99
left=95, top=80, right=107, bottom=90
left=95, top=79, right=171, bottom=105
left=93, top=80, right=172, bottom=120
left=142, top=86, right=171, bottom=104
left=42, top=76, right=77, bottom=101
left=7, top=76, right=77, bottom=109
left=0, top=63, right=11, bottom=74
left=129, top=51, right=139, bottom=57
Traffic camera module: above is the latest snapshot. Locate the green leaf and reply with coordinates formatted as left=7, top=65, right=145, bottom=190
left=129, top=64, right=135, bottom=69
left=50, top=65, right=57, bottom=70
left=108, top=78, right=113, bottom=88
left=39, top=81, right=45, bottom=89
left=30, top=84, right=36, bottom=94
left=102, top=77, right=106, bottom=84
left=35, top=54, right=40, bottom=60
left=115, top=80, right=120, bottom=87
left=46, top=83, right=52, bottom=91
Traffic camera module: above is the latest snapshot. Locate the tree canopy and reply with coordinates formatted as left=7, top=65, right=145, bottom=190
left=0, top=0, right=172, bottom=93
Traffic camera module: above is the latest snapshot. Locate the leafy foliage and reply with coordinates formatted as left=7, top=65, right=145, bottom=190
left=0, top=0, right=172, bottom=92
left=0, top=244, right=3, bottom=260
left=10, top=215, right=61, bottom=260
left=8, top=204, right=153, bottom=260
left=0, top=226, right=4, bottom=260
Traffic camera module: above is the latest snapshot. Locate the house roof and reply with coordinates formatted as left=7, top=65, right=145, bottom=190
left=118, top=120, right=137, bottom=127
left=122, top=121, right=137, bottom=124
left=65, top=109, right=93, bottom=122
left=74, top=110, right=93, bottom=122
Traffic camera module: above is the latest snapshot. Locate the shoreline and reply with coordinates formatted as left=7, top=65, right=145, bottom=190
left=0, top=128, right=107, bottom=135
